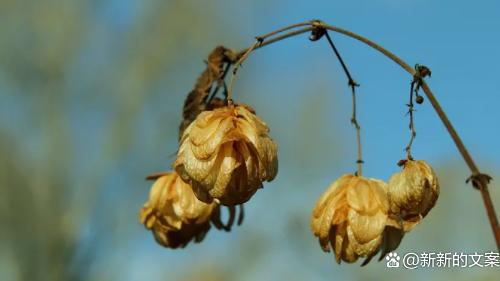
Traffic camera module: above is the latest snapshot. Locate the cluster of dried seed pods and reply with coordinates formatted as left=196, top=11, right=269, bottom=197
left=310, top=159, right=440, bottom=265
left=139, top=47, right=278, bottom=248
left=134, top=18, right=500, bottom=267
left=308, top=43, right=440, bottom=265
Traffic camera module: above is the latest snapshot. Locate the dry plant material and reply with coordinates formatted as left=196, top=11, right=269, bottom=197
left=179, top=46, right=237, bottom=139
left=140, top=171, right=244, bottom=248
left=311, top=174, right=403, bottom=264
left=140, top=172, right=216, bottom=248
left=174, top=104, right=278, bottom=206
left=387, top=159, right=440, bottom=231
left=139, top=20, right=499, bottom=258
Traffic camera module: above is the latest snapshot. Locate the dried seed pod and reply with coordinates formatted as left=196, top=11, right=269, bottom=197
left=139, top=172, right=216, bottom=248
left=311, top=174, right=402, bottom=264
left=174, top=104, right=278, bottom=206
left=387, top=159, right=440, bottom=232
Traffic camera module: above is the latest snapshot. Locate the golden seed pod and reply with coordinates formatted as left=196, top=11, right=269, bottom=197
left=387, top=159, right=440, bottom=232
left=311, top=174, right=401, bottom=264
left=174, top=104, right=278, bottom=206
left=139, top=172, right=216, bottom=248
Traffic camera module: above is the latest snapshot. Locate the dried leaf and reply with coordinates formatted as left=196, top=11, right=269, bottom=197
left=179, top=46, right=237, bottom=139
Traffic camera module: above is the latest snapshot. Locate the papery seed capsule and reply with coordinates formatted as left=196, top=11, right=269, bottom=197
left=311, top=174, right=402, bottom=264
left=139, top=172, right=216, bottom=248
left=387, top=159, right=440, bottom=232
left=174, top=104, right=278, bottom=206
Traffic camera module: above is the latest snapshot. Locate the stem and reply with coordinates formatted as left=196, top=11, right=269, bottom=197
left=256, top=21, right=311, bottom=41
left=323, top=31, right=363, bottom=175
left=324, top=32, right=356, bottom=85
left=228, top=24, right=315, bottom=105
left=405, top=81, right=416, bottom=159
left=236, top=27, right=314, bottom=58
left=230, top=20, right=500, bottom=250
left=227, top=40, right=261, bottom=105
left=420, top=81, right=500, bottom=248
left=351, top=88, right=363, bottom=176
left=206, top=63, right=231, bottom=105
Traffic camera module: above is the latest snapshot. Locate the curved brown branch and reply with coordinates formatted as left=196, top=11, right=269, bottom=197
left=230, top=20, right=500, bottom=250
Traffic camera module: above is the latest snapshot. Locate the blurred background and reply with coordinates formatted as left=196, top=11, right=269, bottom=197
left=1, top=0, right=499, bottom=280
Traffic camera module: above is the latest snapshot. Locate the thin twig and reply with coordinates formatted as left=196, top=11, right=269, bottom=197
left=324, top=32, right=357, bottom=85
left=323, top=31, right=363, bottom=175
left=227, top=40, right=261, bottom=105
left=206, top=63, right=231, bottom=105
left=256, top=21, right=311, bottom=41
left=405, top=81, right=416, bottom=159
left=228, top=24, right=315, bottom=104
left=405, top=66, right=427, bottom=159
left=236, top=27, right=314, bottom=59
left=230, top=20, right=500, bottom=249
left=352, top=87, right=363, bottom=176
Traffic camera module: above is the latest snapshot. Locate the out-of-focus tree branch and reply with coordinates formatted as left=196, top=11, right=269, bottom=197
left=0, top=0, right=231, bottom=280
